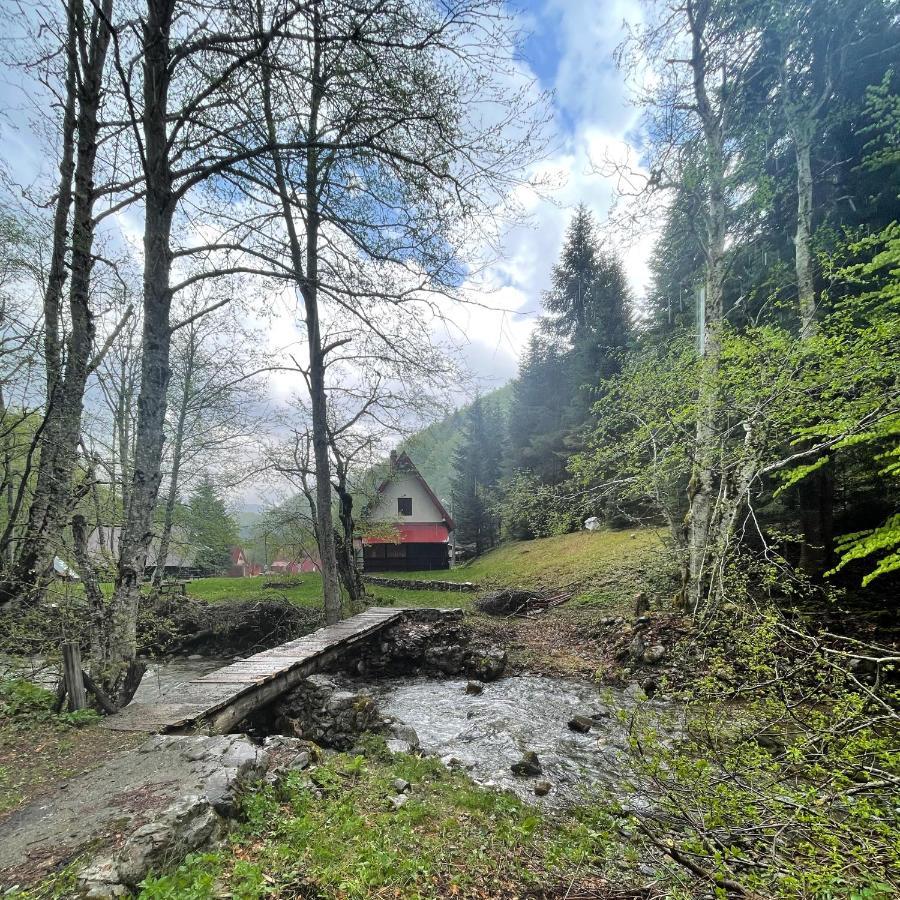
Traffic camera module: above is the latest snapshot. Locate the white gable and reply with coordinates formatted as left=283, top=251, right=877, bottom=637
left=369, top=472, right=445, bottom=524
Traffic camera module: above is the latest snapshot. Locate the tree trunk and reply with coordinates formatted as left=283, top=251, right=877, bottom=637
left=794, top=132, right=817, bottom=339
left=1, top=0, right=113, bottom=607
left=792, top=122, right=834, bottom=576
left=683, top=0, right=726, bottom=615
left=334, top=470, right=364, bottom=606
left=103, top=0, right=174, bottom=698
left=152, top=332, right=194, bottom=586
left=260, top=17, right=342, bottom=625
left=0, top=2, right=77, bottom=605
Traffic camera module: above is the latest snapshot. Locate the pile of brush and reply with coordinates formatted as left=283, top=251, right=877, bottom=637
left=474, top=586, right=575, bottom=618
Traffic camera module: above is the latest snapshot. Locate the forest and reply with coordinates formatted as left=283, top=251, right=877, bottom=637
left=0, top=0, right=897, bottom=897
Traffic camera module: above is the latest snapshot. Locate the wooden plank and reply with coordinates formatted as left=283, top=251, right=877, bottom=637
left=104, top=606, right=409, bottom=734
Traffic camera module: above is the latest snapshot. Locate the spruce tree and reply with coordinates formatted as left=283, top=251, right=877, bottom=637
left=451, top=397, right=503, bottom=556
left=186, top=475, right=240, bottom=575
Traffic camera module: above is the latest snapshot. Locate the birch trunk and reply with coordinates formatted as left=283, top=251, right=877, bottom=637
left=683, top=0, right=727, bottom=613
left=791, top=121, right=834, bottom=575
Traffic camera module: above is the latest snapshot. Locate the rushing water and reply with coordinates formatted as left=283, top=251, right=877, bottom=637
left=366, top=674, right=671, bottom=809
left=3, top=652, right=671, bottom=810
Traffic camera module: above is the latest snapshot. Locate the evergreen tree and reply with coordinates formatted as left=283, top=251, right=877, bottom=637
left=507, top=334, right=571, bottom=483
left=508, top=205, right=632, bottom=481
left=451, top=397, right=503, bottom=556
left=185, top=475, right=240, bottom=575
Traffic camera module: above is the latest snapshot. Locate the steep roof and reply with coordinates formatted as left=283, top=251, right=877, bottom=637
left=375, top=451, right=455, bottom=530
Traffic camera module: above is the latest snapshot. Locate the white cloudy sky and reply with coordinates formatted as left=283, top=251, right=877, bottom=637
left=0, top=0, right=652, bottom=401
left=445, top=0, right=652, bottom=387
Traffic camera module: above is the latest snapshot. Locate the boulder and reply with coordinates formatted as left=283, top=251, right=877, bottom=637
left=534, top=781, right=553, bottom=797
left=465, top=680, right=484, bottom=695
left=510, top=750, right=542, bottom=777
left=642, top=644, right=667, bottom=664
left=567, top=714, right=593, bottom=734
left=628, top=634, right=645, bottom=661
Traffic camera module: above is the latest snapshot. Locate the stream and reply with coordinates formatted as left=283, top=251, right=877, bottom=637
left=3, top=654, right=675, bottom=810
left=366, top=674, right=672, bottom=809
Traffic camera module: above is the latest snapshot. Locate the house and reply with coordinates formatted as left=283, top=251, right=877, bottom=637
left=268, top=554, right=320, bottom=575
left=361, top=451, right=454, bottom=572
left=228, top=546, right=249, bottom=577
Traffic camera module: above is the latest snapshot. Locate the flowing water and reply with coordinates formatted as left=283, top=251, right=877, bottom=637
left=366, top=674, right=675, bottom=809
left=3, top=653, right=674, bottom=810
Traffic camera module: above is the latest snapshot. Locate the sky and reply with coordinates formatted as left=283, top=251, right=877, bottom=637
left=0, top=0, right=654, bottom=507
left=443, top=0, right=652, bottom=388
left=0, top=0, right=651, bottom=386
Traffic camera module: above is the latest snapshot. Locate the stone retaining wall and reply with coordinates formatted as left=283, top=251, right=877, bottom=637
left=363, top=575, right=479, bottom=592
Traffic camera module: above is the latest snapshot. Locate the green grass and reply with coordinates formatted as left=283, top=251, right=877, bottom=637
left=184, top=575, right=325, bottom=608
left=136, top=741, right=626, bottom=900
left=185, top=529, right=665, bottom=613
left=377, top=528, right=663, bottom=588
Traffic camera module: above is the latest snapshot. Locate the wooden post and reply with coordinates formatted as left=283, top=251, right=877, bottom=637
left=61, top=641, right=87, bottom=711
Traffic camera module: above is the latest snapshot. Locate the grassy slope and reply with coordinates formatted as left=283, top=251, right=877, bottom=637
left=183, top=528, right=665, bottom=612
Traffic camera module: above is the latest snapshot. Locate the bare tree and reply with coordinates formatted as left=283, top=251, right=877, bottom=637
left=0, top=0, right=125, bottom=606
left=249, top=0, right=543, bottom=623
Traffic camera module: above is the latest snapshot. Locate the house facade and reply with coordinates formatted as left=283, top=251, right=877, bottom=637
left=228, top=547, right=249, bottom=577
left=361, top=451, right=454, bottom=572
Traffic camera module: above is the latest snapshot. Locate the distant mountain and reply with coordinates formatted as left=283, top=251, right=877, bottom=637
left=399, top=384, right=512, bottom=500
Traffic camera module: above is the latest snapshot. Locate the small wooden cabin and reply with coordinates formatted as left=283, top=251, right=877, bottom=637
left=361, top=451, right=454, bottom=572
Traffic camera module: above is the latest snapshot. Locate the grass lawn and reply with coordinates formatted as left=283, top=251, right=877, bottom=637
left=375, top=528, right=665, bottom=591
left=185, top=575, right=325, bottom=609
left=184, top=528, right=667, bottom=613
left=136, top=740, right=629, bottom=900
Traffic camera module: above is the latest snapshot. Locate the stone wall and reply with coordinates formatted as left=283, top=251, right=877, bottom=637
left=362, top=575, right=479, bottom=592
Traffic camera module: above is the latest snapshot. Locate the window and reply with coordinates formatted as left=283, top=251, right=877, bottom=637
left=397, top=497, right=413, bottom=516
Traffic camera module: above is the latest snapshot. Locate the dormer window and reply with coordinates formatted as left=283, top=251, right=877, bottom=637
left=398, top=497, right=412, bottom=516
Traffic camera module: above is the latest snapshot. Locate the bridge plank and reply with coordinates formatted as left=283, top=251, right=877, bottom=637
left=102, top=606, right=406, bottom=734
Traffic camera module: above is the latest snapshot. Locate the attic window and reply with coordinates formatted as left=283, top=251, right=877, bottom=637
left=397, top=497, right=413, bottom=517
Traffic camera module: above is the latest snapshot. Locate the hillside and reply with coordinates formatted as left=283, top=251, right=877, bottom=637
left=398, top=384, right=512, bottom=499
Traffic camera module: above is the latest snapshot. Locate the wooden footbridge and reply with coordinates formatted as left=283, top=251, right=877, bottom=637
left=104, top=607, right=406, bottom=735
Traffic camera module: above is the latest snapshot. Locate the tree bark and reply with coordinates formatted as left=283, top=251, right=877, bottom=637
left=791, top=119, right=834, bottom=576
left=683, top=0, right=726, bottom=614
left=260, top=16, right=342, bottom=625
left=104, top=0, right=175, bottom=697
left=0, top=0, right=78, bottom=605
left=152, top=328, right=195, bottom=586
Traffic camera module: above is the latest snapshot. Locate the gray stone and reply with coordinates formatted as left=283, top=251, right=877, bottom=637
left=77, top=859, right=130, bottom=898
left=386, top=738, right=413, bottom=754
left=115, top=795, right=220, bottom=886
left=389, top=794, right=408, bottom=810
left=624, top=682, right=647, bottom=701
left=389, top=721, right=420, bottom=748
left=534, top=781, right=553, bottom=797
left=510, top=751, right=542, bottom=777
left=392, top=778, right=411, bottom=794
left=628, top=634, right=645, bottom=661
left=567, top=714, right=593, bottom=733
left=287, top=751, right=311, bottom=771
left=642, top=644, right=666, bottom=664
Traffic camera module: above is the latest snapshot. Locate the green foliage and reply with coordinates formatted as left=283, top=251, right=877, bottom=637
left=185, top=475, right=240, bottom=575
left=0, top=679, right=56, bottom=718
left=450, top=396, right=504, bottom=554
left=0, top=678, right=99, bottom=729
left=139, top=749, right=626, bottom=899
left=498, top=471, right=581, bottom=539
left=508, top=206, right=632, bottom=486
left=622, top=564, right=900, bottom=898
